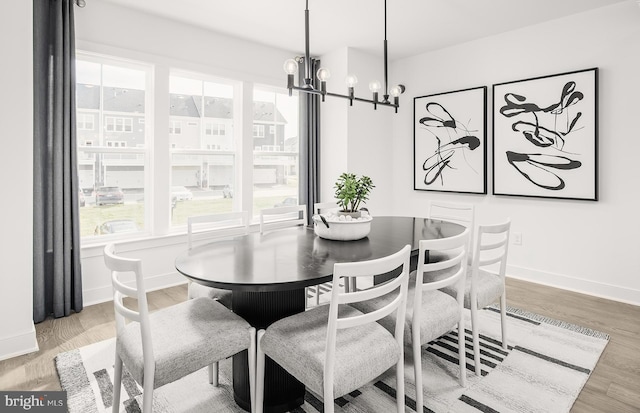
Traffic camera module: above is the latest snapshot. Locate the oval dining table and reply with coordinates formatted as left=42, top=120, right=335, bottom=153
left=175, top=216, right=464, bottom=413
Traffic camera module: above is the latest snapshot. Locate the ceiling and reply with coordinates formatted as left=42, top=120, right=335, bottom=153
left=98, top=0, right=630, bottom=60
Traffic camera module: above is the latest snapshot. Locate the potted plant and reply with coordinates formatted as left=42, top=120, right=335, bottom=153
left=334, top=173, right=375, bottom=217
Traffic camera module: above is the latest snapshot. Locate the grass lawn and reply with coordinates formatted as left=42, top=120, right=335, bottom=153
left=80, top=194, right=297, bottom=237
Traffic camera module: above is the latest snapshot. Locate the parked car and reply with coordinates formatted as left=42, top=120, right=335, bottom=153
left=94, top=219, right=139, bottom=235
left=273, top=197, right=298, bottom=207
left=222, top=185, right=233, bottom=198
left=171, top=186, right=193, bottom=201
left=95, top=186, right=124, bottom=206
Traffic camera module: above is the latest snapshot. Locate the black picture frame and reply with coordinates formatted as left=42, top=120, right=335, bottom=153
left=492, top=68, right=598, bottom=201
left=413, top=86, right=487, bottom=194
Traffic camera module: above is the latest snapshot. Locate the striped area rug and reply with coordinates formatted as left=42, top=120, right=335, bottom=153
left=55, top=305, right=608, bottom=413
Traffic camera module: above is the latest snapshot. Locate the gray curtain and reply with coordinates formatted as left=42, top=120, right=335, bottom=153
left=33, top=0, right=83, bottom=323
left=298, top=58, right=321, bottom=223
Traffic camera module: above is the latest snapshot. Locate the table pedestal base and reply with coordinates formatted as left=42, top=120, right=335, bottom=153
left=232, top=289, right=306, bottom=413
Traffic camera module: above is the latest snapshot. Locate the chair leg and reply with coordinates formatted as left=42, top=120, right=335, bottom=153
left=248, top=327, right=257, bottom=413
left=255, top=330, right=266, bottom=413
left=208, top=362, right=219, bottom=386
left=142, top=372, right=155, bottom=413
left=500, top=292, right=508, bottom=350
left=470, top=303, right=481, bottom=376
left=396, top=347, right=405, bottom=413
left=112, top=353, right=123, bottom=413
left=323, top=387, right=335, bottom=413
left=412, top=329, right=423, bottom=413
left=457, top=321, right=467, bottom=387
left=315, top=285, right=320, bottom=306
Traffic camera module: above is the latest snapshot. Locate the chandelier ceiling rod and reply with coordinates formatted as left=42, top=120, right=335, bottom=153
left=284, top=0, right=405, bottom=112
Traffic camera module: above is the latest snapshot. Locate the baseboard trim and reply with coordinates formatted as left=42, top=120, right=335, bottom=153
left=507, top=264, right=640, bottom=307
left=0, top=324, right=39, bottom=362
left=83, top=271, right=188, bottom=306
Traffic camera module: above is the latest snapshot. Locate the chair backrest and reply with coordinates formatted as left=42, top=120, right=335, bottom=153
left=259, top=205, right=307, bottom=234
left=471, top=219, right=511, bottom=281
left=325, top=245, right=411, bottom=387
left=413, top=228, right=470, bottom=315
left=313, top=201, right=339, bottom=215
left=187, top=211, right=249, bottom=249
left=103, top=244, right=154, bottom=363
left=429, top=200, right=475, bottom=260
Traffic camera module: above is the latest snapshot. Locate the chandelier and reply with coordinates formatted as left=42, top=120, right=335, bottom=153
left=283, top=0, right=405, bottom=112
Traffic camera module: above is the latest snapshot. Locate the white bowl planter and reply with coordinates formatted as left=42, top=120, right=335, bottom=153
left=312, top=212, right=372, bottom=241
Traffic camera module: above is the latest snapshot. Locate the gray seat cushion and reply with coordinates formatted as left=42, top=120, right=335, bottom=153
left=188, top=282, right=232, bottom=308
left=440, top=267, right=504, bottom=309
left=117, top=297, right=250, bottom=388
left=351, top=277, right=460, bottom=345
left=260, top=304, right=401, bottom=398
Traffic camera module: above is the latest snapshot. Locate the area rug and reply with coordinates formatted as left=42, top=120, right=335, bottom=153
left=55, top=305, right=608, bottom=413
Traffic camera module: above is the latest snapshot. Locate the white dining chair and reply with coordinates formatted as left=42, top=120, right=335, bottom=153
left=351, top=230, right=469, bottom=412
left=254, top=245, right=412, bottom=413
left=186, top=211, right=249, bottom=307
left=428, top=200, right=475, bottom=264
left=309, top=202, right=341, bottom=304
left=259, top=205, right=307, bottom=234
left=440, top=219, right=511, bottom=375
left=313, top=201, right=339, bottom=215
left=104, top=244, right=256, bottom=413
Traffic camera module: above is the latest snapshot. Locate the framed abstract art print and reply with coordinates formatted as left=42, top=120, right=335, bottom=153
left=492, top=68, right=598, bottom=201
left=413, top=86, right=487, bottom=194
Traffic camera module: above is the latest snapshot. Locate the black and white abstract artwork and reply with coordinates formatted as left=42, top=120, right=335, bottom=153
left=414, top=86, right=487, bottom=194
left=492, top=68, right=598, bottom=200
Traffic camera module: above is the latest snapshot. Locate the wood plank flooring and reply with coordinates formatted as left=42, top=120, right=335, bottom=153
left=0, top=279, right=638, bottom=412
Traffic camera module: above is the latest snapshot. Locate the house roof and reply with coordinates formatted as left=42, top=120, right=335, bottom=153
left=77, top=84, right=287, bottom=122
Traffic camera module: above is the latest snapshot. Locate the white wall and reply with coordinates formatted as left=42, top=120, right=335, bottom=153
left=386, top=2, right=640, bottom=304
left=319, top=48, right=395, bottom=214
left=0, top=1, right=38, bottom=360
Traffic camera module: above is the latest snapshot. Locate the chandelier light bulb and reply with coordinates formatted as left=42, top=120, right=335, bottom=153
left=283, top=59, right=299, bottom=75
left=316, top=67, right=331, bottom=81
left=368, top=80, right=382, bottom=93
left=345, top=74, right=358, bottom=88
left=389, top=85, right=403, bottom=97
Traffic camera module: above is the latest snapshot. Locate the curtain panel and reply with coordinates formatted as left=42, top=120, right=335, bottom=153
left=298, top=57, right=321, bottom=223
left=33, top=0, right=83, bottom=323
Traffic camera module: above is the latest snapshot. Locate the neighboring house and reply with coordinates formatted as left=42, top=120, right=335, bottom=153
left=76, top=84, right=296, bottom=190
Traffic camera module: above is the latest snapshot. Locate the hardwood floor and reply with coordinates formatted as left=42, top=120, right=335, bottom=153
left=1, top=279, right=638, bottom=412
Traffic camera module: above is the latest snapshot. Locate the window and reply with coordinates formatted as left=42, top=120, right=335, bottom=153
left=169, top=121, right=182, bottom=134
left=105, top=116, right=133, bottom=132
left=252, top=87, right=299, bottom=217
left=76, top=55, right=150, bottom=239
left=253, top=125, right=265, bottom=138
left=77, top=113, right=95, bottom=130
left=205, top=122, right=226, bottom=136
left=169, top=74, right=239, bottom=227
left=75, top=52, right=301, bottom=242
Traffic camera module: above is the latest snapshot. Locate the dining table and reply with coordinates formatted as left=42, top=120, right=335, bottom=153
left=174, top=215, right=465, bottom=413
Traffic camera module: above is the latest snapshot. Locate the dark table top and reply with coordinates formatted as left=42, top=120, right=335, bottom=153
left=175, top=216, right=464, bottom=292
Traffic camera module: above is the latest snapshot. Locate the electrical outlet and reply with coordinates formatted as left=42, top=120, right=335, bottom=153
left=512, top=232, right=522, bottom=246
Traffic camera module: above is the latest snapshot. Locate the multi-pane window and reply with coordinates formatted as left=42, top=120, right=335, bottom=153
left=252, top=125, right=265, bottom=138
left=75, top=52, right=300, bottom=241
left=169, top=74, right=239, bottom=226
left=252, top=86, right=299, bottom=217
left=105, top=116, right=133, bottom=132
left=77, top=113, right=94, bottom=130
left=75, top=56, right=149, bottom=239
left=205, top=122, right=226, bottom=136
left=169, top=121, right=182, bottom=134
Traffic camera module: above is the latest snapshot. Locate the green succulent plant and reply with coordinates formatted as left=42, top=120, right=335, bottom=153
left=334, top=173, right=375, bottom=213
